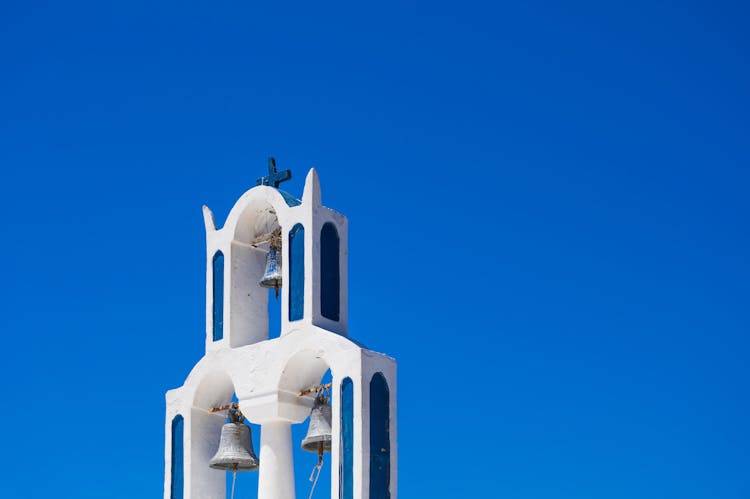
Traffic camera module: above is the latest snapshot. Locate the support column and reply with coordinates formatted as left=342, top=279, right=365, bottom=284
left=258, top=420, right=296, bottom=499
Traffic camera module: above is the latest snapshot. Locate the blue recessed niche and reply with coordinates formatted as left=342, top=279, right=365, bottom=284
left=171, top=415, right=184, bottom=499
left=340, top=377, right=354, bottom=499
left=369, top=373, right=390, bottom=499
left=321, top=223, right=340, bottom=321
left=289, top=224, right=305, bottom=322
left=212, top=251, right=224, bottom=341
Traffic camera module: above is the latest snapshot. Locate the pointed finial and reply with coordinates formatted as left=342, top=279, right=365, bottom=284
left=202, top=205, right=216, bottom=232
left=302, top=168, right=321, bottom=206
left=256, top=156, right=292, bottom=188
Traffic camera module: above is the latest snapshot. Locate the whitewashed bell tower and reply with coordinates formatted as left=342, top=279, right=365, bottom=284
left=164, top=159, right=397, bottom=499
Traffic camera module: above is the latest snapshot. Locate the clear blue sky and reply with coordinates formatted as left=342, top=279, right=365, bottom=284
left=1, top=1, right=748, bottom=498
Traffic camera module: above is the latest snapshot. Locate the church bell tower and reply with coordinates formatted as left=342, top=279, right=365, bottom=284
left=164, top=159, right=397, bottom=499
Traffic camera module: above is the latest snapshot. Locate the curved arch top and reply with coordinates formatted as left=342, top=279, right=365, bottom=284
left=224, top=186, right=301, bottom=244
left=278, top=348, right=330, bottom=395
left=179, top=327, right=364, bottom=420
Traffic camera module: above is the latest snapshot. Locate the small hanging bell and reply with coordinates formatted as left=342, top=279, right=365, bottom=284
left=301, top=393, right=333, bottom=454
left=209, top=407, right=259, bottom=471
left=259, top=231, right=282, bottom=297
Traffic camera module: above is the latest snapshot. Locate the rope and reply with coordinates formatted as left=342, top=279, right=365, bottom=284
left=230, top=469, right=237, bottom=499
left=298, top=383, right=333, bottom=397
left=307, top=462, right=322, bottom=499
left=307, top=450, right=324, bottom=499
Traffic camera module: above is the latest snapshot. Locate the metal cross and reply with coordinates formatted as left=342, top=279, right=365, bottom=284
left=256, top=157, right=292, bottom=188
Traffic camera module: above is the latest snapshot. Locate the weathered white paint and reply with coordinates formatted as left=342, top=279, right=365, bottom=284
left=165, top=169, right=396, bottom=499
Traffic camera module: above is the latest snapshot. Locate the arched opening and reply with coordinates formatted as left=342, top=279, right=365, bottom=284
left=279, top=350, right=334, bottom=499
left=321, top=222, right=340, bottom=321
left=231, top=198, right=283, bottom=345
left=171, top=414, right=184, bottom=499
left=292, top=368, right=333, bottom=498
left=369, top=373, right=390, bottom=499
left=192, top=371, right=260, bottom=499
left=212, top=251, right=224, bottom=341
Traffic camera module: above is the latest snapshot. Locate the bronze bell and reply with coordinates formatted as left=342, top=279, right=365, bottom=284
left=209, top=408, right=259, bottom=471
left=301, top=394, right=332, bottom=454
left=259, top=244, right=282, bottom=296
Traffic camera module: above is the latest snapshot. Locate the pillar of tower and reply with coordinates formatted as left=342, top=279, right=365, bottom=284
left=258, top=420, right=296, bottom=499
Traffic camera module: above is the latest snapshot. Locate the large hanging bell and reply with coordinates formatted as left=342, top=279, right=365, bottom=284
left=259, top=245, right=282, bottom=293
left=301, top=394, right=333, bottom=454
left=209, top=409, right=259, bottom=471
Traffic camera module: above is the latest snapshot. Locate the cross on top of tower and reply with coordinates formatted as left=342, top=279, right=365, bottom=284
left=256, top=157, right=292, bottom=188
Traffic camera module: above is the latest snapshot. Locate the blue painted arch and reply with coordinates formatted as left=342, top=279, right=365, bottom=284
left=212, top=251, right=224, bottom=341
left=340, top=377, right=354, bottom=499
left=321, top=222, right=340, bottom=321
left=289, top=223, right=305, bottom=322
left=369, top=373, right=390, bottom=499
left=171, top=415, right=184, bottom=499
